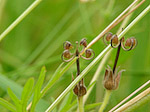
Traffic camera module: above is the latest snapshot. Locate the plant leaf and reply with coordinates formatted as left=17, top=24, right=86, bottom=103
left=21, top=78, right=34, bottom=112
left=7, top=88, right=21, bottom=111
left=0, top=74, right=49, bottom=112
left=0, top=98, right=16, bottom=112
left=30, top=66, right=46, bottom=112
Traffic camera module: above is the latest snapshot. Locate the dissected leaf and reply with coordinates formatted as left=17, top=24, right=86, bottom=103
left=21, top=78, right=34, bottom=112
left=7, top=88, right=21, bottom=111
left=41, top=62, right=65, bottom=96
left=30, top=66, right=46, bottom=112
left=0, top=98, right=16, bottom=112
left=0, top=74, right=49, bottom=112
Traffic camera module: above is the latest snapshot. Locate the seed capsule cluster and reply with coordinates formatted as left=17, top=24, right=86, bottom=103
left=103, top=32, right=137, bottom=51
left=61, top=38, right=95, bottom=62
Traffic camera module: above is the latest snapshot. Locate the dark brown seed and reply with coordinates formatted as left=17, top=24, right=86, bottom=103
left=80, top=38, right=87, bottom=47
left=73, top=85, right=78, bottom=96
left=112, top=35, right=119, bottom=45
left=79, top=85, right=87, bottom=96
left=125, top=38, right=132, bottom=47
left=63, top=50, right=71, bottom=58
left=106, top=32, right=113, bottom=41
left=64, top=41, right=73, bottom=50
left=85, top=49, right=92, bottom=58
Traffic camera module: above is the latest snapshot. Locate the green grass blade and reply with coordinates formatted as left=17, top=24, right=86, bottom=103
left=30, top=66, right=46, bottom=112
left=58, top=92, right=74, bottom=112
left=0, top=98, right=16, bottom=112
left=85, top=102, right=102, bottom=111
left=21, top=78, right=34, bottom=112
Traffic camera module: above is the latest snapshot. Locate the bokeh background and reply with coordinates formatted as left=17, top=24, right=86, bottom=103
left=0, top=0, right=150, bottom=111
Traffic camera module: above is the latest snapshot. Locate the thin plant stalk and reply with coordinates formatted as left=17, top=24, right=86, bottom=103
left=98, top=90, right=111, bottom=112
left=0, top=0, right=42, bottom=41
left=45, top=5, right=150, bottom=112
left=98, top=38, right=122, bottom=112
left=114, top=87, right=150, bottom=112
left=109, top=80, right=150, bottom=112
left=78, top=96, right=84, bottom=112
left=124, top=94, right=150, bottom=112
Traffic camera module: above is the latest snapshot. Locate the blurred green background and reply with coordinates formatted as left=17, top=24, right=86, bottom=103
left=0, top=0, right=150, bottom=111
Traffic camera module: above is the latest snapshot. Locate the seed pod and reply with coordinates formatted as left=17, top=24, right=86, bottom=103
left=85, top=49, right=92, bottom=58
left=79, top=84, right=87, bottom=96
left=103, top=69, right=115, bottom=90
left=80, top=38, right=87, bottom=47
left=62, top=50, right=71, bottom=58
left=64, top=41, right=73, bottom=50
left=111, top=35, right=119, bottom=45
left=125, top=38, right=132, bottom=47
left=106, top=32, right=113, bottom=41
left=131, top=37, right=137, bottom=48
left=73, top=85, right=78, bottom=96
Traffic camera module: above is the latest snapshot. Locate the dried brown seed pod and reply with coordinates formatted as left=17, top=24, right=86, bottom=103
left=62, top=50, right=71, bottom=58
left=103, top=32, right=113, bottom=45
left=106, top=32, right=113, bottom=41
left=103, top=66, right=125, bottom=90
left=85, top=49, right=92, bottom=58
left=63, top=41, right=73, bottom=50
left=78, top=84, right=87, bottom=96
left=103, top=69, right=115, bottom=90
left=80, top=38, right=87, bottom=47
left=73, top=85, right=79, bottom=96
left=73, top=84, right=87, bottom=96
left=121, top=37, right=137, bottom=51
left=111, top=35, right=120, bottom=48
left=81, top=49, right=95, bottom=60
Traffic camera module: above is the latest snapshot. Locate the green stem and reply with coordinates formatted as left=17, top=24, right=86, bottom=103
left=78, top=96, right=84, bottom=112
left=124, top=94, right=150, bottom=112
left=0, top=0, right=42, bottom=42
left=98, top=90, right=111, bottom=112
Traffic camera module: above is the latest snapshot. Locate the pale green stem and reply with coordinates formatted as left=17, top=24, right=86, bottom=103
left=78, top=96, right=84, bottom=112
left=124, top=94, right=150, bottom=112
left=0, top=0, right=42, bottom=42
left=98, top=90, right=111, bottom=112
left=45, top=4, right=150, bottom=112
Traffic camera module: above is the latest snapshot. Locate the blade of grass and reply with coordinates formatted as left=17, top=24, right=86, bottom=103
left=25, top=5, right=78, bottom=64
left=0, top=0, right=42, bottom=41
left=109, top=80, right=150, bottom=112
left=45, top=5, right=150, bottom=111
left=124, top=94, right=150, bottom=112
left=114, top=87, right=150, bottom=112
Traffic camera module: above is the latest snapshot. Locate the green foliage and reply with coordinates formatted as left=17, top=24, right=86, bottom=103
left=0, top=98, right=16, bottom=112
left=30, top=66, right=46, bottom=112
